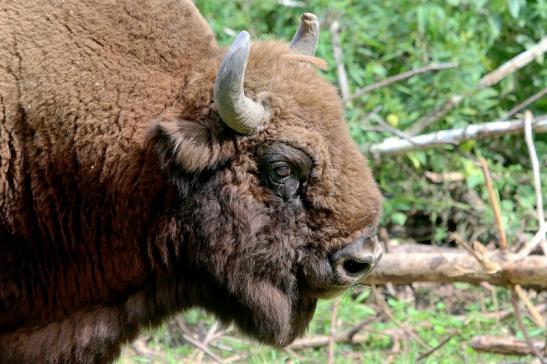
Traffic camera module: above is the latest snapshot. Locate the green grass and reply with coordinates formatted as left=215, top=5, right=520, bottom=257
left=117, top=284, right=545, bottom=363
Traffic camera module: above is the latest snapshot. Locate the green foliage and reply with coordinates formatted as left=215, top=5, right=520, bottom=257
left=197, top=0, right=546, bottom=245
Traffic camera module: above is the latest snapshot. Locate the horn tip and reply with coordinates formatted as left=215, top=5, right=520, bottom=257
left=301, top=13, right=318, bottom=22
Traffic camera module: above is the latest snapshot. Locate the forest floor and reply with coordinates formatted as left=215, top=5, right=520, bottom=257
left=116, top=282, right=546, bottom=363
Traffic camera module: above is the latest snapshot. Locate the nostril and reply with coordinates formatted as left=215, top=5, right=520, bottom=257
left=342, top=258, right=372, bottom=275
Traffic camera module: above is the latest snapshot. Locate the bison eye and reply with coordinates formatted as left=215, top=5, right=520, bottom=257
left=272, top=162, right=291, bottom=179
left=257, top=143, right=313, bottom=200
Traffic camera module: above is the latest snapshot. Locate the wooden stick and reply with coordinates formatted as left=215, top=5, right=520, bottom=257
left=478, top=157, right=508, bottom=250
left=330, top=20, right=350, bottom=101
left=510, top=288, right=546, bottom=363
left=362, top=246, right=547, bottom=288
left=371, top=285, right=431, bottom=350
left=518, top=225, right=547, bottom=258
left=348, top=62, right=457, bottom=101
left=470, top=335, right=545, bottom=356
left=405, top=94, right=464, bottom=136
left=176, top=317, right=222, bottom=364
left=513, top=285, right=546, bottom=328
left=192, top=321, right=220, bottom=364
left=417, top=333, right=457, bottom=362
left=502, top=87, right=547, bottom=120
left=289, top=328, right=405, bottom=350
left=368, top=115, right=547, bottom=156
left=479, top=36, right=547, bottom=88
left=522, top=111, right=547, bottom=255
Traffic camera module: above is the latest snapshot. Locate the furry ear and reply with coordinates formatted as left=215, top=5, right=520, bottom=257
left=147, top=114, right=235, bottom=174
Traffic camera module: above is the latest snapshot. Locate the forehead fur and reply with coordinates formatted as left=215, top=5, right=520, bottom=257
left=244, top=41, right=350, bottom=148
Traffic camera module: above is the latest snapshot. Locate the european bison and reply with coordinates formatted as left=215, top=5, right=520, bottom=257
left=0, top=1, right=383, bottom=362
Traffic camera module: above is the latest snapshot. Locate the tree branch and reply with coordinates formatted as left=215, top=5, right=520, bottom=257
left=330, top=20, right=350, bottom=101
left=348, top=62, right=458, bottom=101
left=367, top=115, right=547, bottom=156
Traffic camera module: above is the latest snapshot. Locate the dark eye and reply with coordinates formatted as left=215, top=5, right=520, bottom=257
left=272, top=162, right=291, bottom=179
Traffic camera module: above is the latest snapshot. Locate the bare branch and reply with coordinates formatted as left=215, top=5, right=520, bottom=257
left=404, top=36, right=547, bottom=134
left=513, top=285, right=546, bottom=328
left=405, top=95, right=464, bottom=136
left=417, top=333, right=457, bottom=362
left=372, top=285, right=431, bottom=350
left=502, top=87, right=547, bottom=120
left=176, top=317, right=223, bottom=364
left=348, top=62, right=458, bottom=101
left=368, top=115, right=547, bottom=156
left=517, top=225, right=547, bottom=258
left=479, top=36, right=547, bottom=88
left=330, top=20, right=350, bottom=101
left=522, top=111, right=547, bottom=255
left=478, top=157, right=508, bottom=250
left=511, top=288, right=547, bottom=363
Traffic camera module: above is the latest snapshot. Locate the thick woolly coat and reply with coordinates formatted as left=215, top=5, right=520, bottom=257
left=0, top=1, right=382, bottom=363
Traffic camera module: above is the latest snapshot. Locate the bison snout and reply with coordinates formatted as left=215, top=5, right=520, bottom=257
left=332, top=234, right=383, bottom=284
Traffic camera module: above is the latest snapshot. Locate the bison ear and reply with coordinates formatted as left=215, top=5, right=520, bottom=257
left=147, top=116, right=235, bottom=174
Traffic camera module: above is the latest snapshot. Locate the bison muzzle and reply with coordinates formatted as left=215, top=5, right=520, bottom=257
left=0, top=1, right=383, bottom=363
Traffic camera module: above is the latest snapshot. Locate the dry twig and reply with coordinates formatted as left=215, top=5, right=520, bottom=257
left=417, top=333, right=457, bottom=362
left=511, top=288, right=547, bottom=363
left=522, top=110, right=547, bottom=255
left=175, top=318, right=223, bottom=364
left=330, top=19, right=350, bottom=101
left=406, top=94, right=464, bottom=136
left=191, top=321, right=220, bottom=364
left=478, top=157, right=508, bottom=250
left=348, top=62, right=457, bottom=101
left=371, top=285, right=431, bottom=350
left=513, top=285, right=546, bottom=328
left=502, top=87, right=547, bottom=120
left=479, top=36, right=547, bottom=88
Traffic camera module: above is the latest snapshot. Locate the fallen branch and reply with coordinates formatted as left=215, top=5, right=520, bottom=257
left=470, top=336, right=546, bottom=356
left=288, top=328, right=404, bottom=350
left=367, top=115, right=547, bottom=156
left=348, top=62, right=457, bottom=101
left=363, top=246, right=547, bottom=288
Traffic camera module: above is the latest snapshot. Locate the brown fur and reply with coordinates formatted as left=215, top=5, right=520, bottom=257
left=0, top=1, right=382, bottom=363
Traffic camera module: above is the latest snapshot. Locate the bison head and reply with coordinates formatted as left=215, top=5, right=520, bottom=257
left=148, top=14, right=383, bottom=347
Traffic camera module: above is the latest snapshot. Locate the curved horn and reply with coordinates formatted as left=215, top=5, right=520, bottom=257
left=290, top=13, right=319, bottom=56
left=214, top=31, right=270, bottom=135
